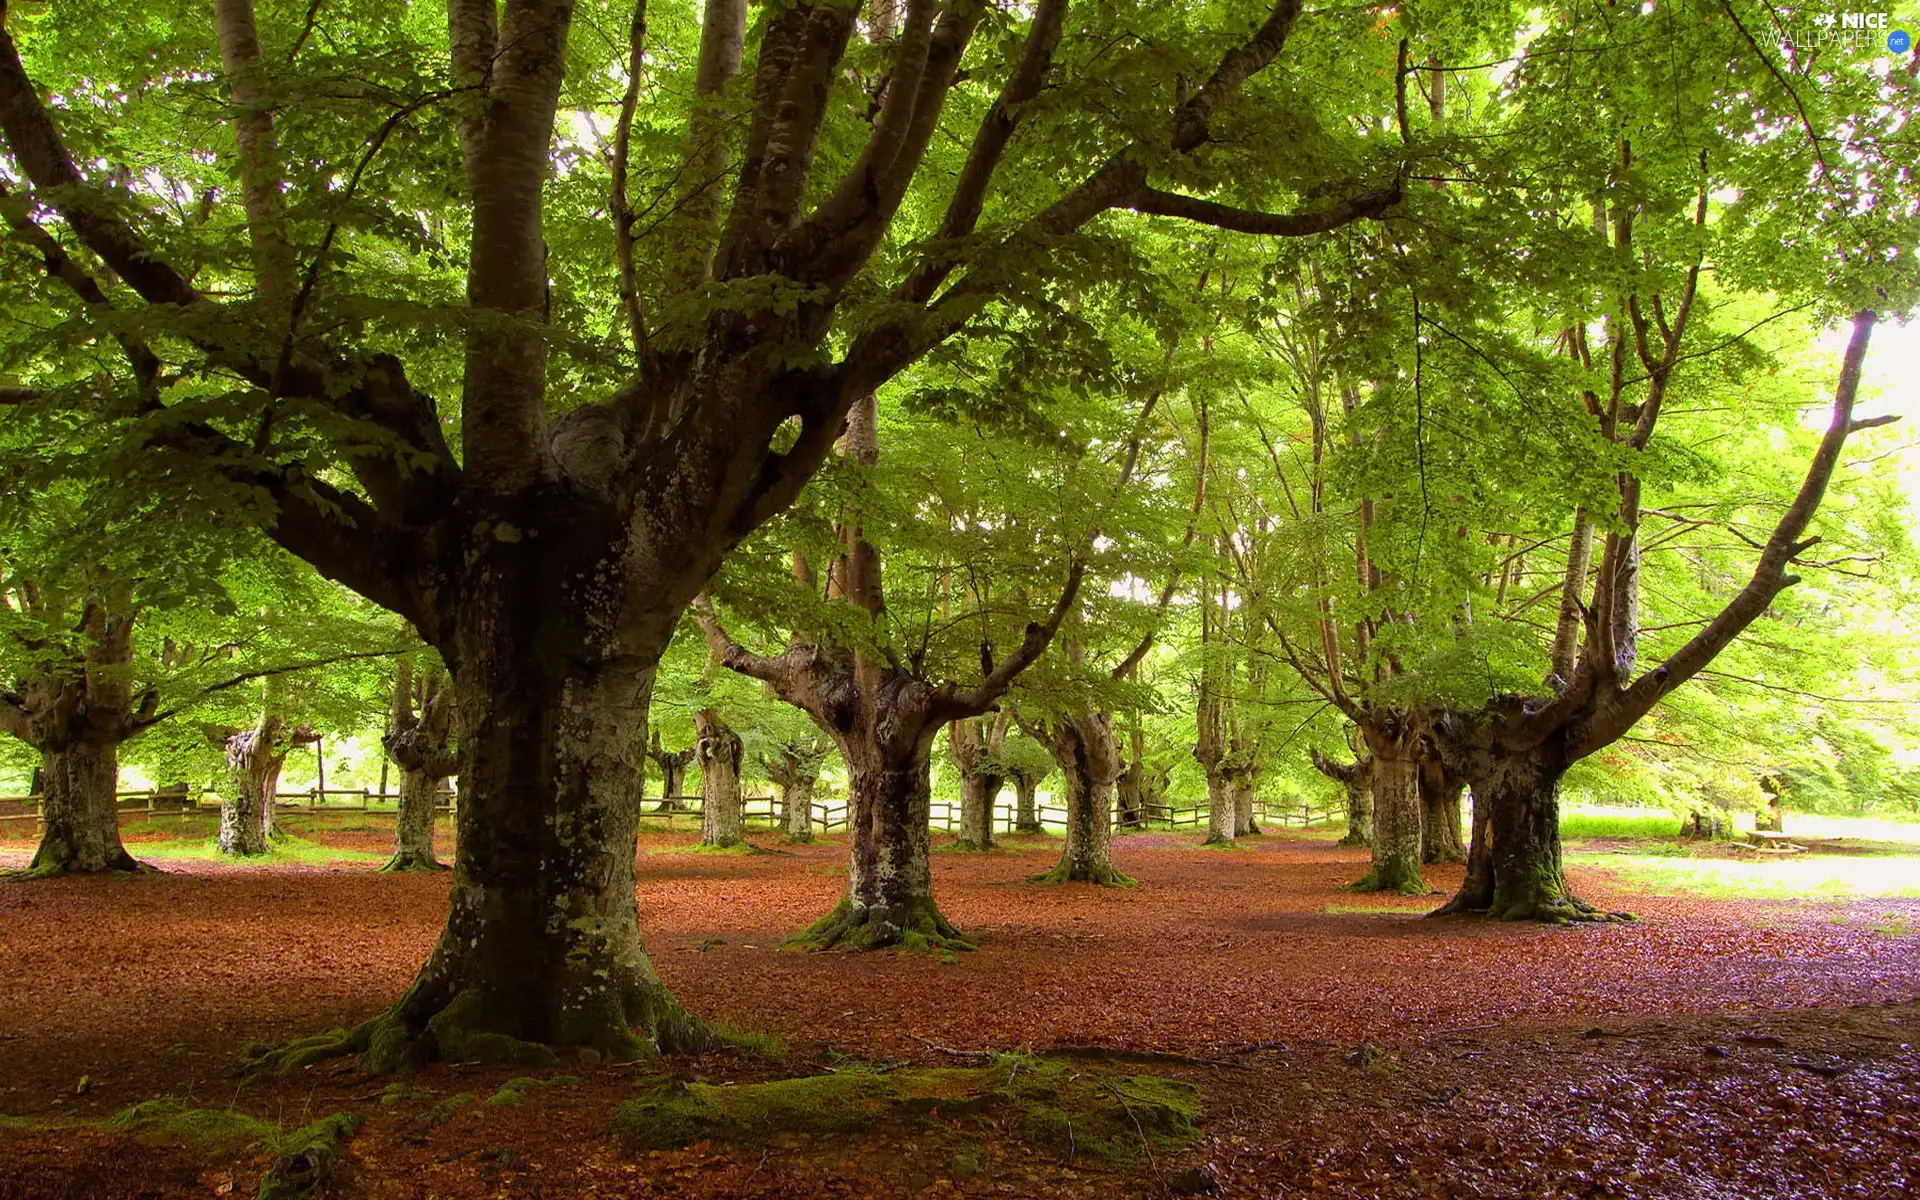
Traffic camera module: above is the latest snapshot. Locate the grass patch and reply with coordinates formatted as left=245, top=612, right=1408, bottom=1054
left=132, top=835, right=386, bottom=865
left=1578, top=851, right=1920, bottom=900
left=1322, top=903, right=1429, bottom=915
left=1560, top=810, right=1686, bottom=841
left=611, top=1055, right=1199, bottom=1165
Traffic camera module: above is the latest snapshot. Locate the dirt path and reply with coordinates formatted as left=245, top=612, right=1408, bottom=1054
left=1, top=830, right=1916, bottom=1197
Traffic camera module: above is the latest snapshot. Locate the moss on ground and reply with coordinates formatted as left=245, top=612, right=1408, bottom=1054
left=485, top=1075, right=583, bottom=1107
left=611, top=1056, right=1199, bottom=1164
left=258, top=1111, right=362, bottom=1200
left=106, top=1100, right=277, bottom=1156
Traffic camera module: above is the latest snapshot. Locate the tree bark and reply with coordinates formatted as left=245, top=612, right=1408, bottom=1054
left=1034, top=712, right=1130, bottom=886
left=7, top=599, right=153, bottom=877
left=948, top=713, right=1007, bottom=851
left=647, top=731, right=694, bottom=811
left=1351, top=718, right=1424, bottom=894
left=694, top=708, right=745, bottom=848
left=28, top=738, right=137, bottom=875
left=794, top=740, right=968, bottom=951
left=1419, top=755, right=1467, bottom=864
left=1313, top=748, right=1374, bottom=847
left=1009, top=772, right=1042, bottom=833
left=219, top=713, right=313, bottom=858
left=382, top=664, right=456, bottom=872
left=1232, top=777, right=1260, bottom=837
left=1434, top=739, right=1615, bottom=922
left=758, top=733, right=828, bottom=844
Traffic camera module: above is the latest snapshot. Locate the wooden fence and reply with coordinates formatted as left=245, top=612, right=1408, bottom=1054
left=0, top=789, right=1334, bottom=836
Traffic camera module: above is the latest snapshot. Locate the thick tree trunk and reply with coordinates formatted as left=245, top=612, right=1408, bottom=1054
left=1339, top=774, right=1373, bottom=846
left=783, top=772, right=816, bottom=842
left=1009, top=774, right=1042, bottom=833
left=1232, top=779, right=1260, bottom=837
left=219, top=720, right=287, bottom=857
left=792, top=745, right=966, bottom=951
left=383, top=665, right=456, bottom=872
left=694, top=709, right=745, bottom=848
left=956, top=771, right=1002, bottom=850
left=386, top=768, right=445, bottom=871
left=1036, top=713, right=1130, bottom=886
left=27, top=739, right=138, bottom=875
left=1419, top=758, right=1467, bottom=864
left=1434, top=743, right=1622, bottom=922
left=1203, top=772, right=1237, bottom=844
left=1353, top=749, right=1423, bottom=894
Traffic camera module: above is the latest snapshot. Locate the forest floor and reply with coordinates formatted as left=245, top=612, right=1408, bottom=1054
left=1, top=822, right=1917, bottom=1199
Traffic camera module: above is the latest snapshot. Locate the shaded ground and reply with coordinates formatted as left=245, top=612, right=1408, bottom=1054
left=1, top=827, right=1916, bottom=1197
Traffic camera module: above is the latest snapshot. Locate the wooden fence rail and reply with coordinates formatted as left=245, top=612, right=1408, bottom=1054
left=1, top=790, right=1334, bottom=835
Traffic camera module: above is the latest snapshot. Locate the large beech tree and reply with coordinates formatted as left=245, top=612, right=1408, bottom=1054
left=0, top=0, right=1412, bottom=1061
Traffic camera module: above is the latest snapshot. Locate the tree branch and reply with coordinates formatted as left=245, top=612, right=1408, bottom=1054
left=1575, top=311, right=1885, bottom=757
left=940, top=559, right=1086, bottom=719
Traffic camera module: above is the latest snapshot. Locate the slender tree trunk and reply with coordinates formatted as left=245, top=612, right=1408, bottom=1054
left=694, top=709, right=745, bottom=848
left=793, top=744, right=966, bottom=950
left=27, top=738, right=138, bottom=875
left=1353, top=744, right=1423, bottom=894
left=1115, top=760, right=1145, bottom=830
left=1434, top=742, right=1620, bottom=922
left=1037, top=713, right=1130, bottom=886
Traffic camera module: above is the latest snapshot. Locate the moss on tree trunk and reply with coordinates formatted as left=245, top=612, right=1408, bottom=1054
left=1034, top=712, right=1132, bottom=887
left=694, top=709, right=745, bottom=849
left=1432, top=742, right=1628, bottom=923
left=790, top=750, right=968, bottom=952
left=26, top=739, right=140, bottom=876
left=1351, top=749, right=1423, bottom=894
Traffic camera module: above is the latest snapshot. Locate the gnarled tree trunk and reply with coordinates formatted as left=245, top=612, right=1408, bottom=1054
left=1351, top=715, right=1424, bottom=894
left=1419, top=754, right=1467, bottom=864
left=694, top=708, right=745, bottom=848
left=1313, top=748, right=1373, bottom=847
left=382, top=660, right=456, bottom=872
left=29, top=737, right=137, bottom=875
left=1232, top=776, right=1260, bottom=837
left=1034, top=711, right=1130, bottom=886
left=948, top=712, right=1008, bottom=851
left=797, top=738, right=966, bottom=951
left=1434, top=738, right=1611, bottom=922
left=218, top=712, right=316, bottom=858
left=5, top=599, right=154, bottom=877
left=759, top=732, right=828, bottom=844
left=647, top=730, right=694, bottom=811
left=1008, top=769, right=1044, bottom=833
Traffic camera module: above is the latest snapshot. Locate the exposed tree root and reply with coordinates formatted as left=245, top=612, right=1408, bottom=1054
left=377, top=852, right=447, bottom=874
left=1031, top=861, right=1137, bottom=888
left=1336, top=830, right=1369, bottom=847
left=785, top=897, right=975, bottom=954
left=240, top=979, right=717, bottom=1078
left=1349, top=866, right=1428, bottom=896
left=7, top=850, right=152, bottom=881
left=1428, top=886, right=1635, bottom=924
